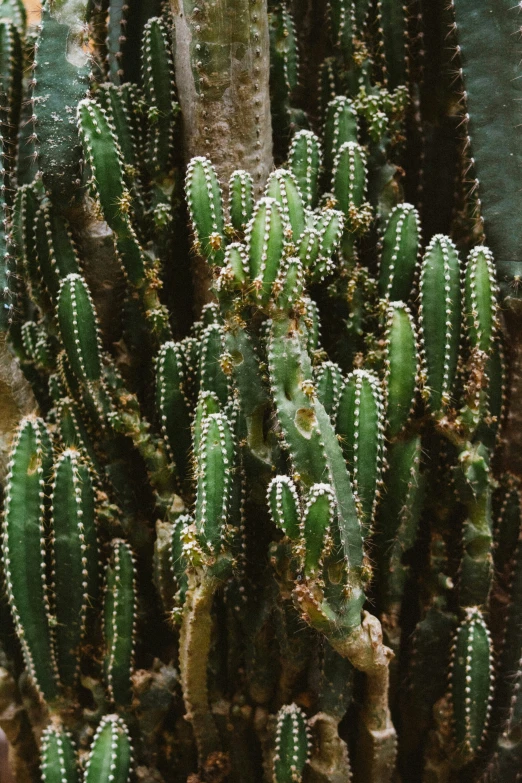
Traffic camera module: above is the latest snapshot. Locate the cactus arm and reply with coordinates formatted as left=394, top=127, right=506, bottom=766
left=32, top=6, right=89, bottom=205
left=449, top=608, right=493, bottom=764
left=383, top=302, right=418, bottom=439
left=229, top=170, right=254, bottom=232
left=156, top=341, right=192, bottom=483
left=2, top=416, right=59, bottom=703
left=419, top=235, right=461, bottom=414
left=336, top=369, right=385, bottom=534
left=273, top=703, right=310, bottom=783
left=376, top=0, right=407, bottom=89
left=172, top=0, right=273, bottom=193
left=179, top=570, right=222, bottom=768
left=288, top=130, right=321, bottom=210
left=378, top=203, right=420, bottom=302
left=57, top=273, right=103, bottom=383
left=50, top=449, right=98, bottom=690
left=40, top=723, right=79, bottom=783
left=451, top=0, right=522, bottom=301
left=194, top=412, right=235, bottom=553
left=141, top=17, right=177, bottom=178
left=84, top=714, right=133, bottom=783
left=106, top=0, right=127, bottom=84
left=103, top=539, right=137, bottom=707
left=35, top=203, right=81, bottom=303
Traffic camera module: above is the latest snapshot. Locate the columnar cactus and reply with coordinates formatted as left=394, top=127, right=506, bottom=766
left=0, top=2, right=519, bottom=782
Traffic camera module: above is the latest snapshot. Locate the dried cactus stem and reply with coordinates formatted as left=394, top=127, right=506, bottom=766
left=179, top=570, right=223, bottom=770
left=296, top=590, right=396, bottom=783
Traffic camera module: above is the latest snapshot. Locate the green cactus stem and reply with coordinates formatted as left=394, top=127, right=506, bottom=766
left=50, top=449, right=98, bottom=690
left=2, top=416, right=59, bottom=703
left=378, top=203, right=420, bottom=302
left=336, top=368, right=385, bottom=533
left=84, top=714, right=133, bottom=783
left=383, top=301, right=419, bottom=439
left=103, top=538, right=137, bottom=707
left=40, top=723, right=79, bottom=783
left=288, top=130, right=321, bottom=209
left=448, top=607, right=493, bottom=764
left=32, top=3, right=90, bottom=204
left=273, top=703, right=311, bottom=783
left=229, top=170, right=254, bottom=233
left=419, top=234, right=461, bottom=415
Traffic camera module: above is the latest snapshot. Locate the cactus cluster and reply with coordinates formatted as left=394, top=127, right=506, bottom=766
left=0, top=1, right=520, bottom=782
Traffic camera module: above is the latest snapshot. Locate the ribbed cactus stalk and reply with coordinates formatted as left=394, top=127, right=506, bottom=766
left=0, top=2, right=519, bottom=782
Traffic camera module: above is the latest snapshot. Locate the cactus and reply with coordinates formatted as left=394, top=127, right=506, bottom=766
left=0, top=3, right=519, bottom=783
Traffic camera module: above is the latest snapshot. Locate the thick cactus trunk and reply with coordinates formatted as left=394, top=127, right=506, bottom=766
left=171, top=0, right=273, bottom=192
